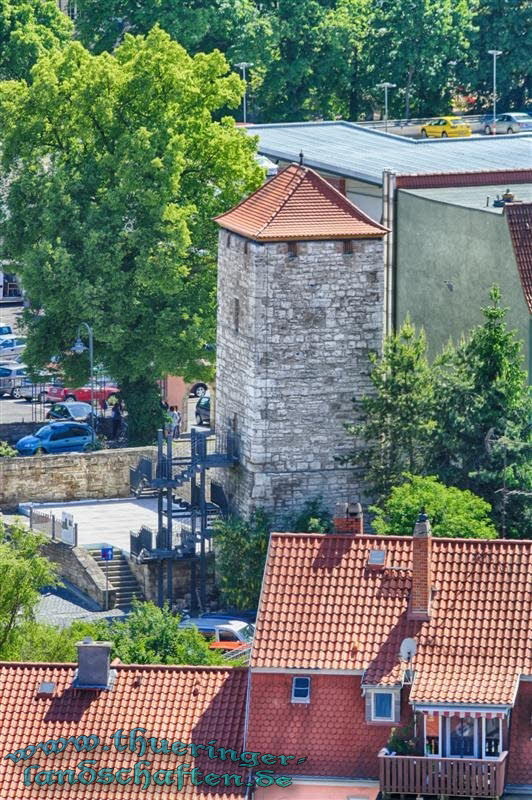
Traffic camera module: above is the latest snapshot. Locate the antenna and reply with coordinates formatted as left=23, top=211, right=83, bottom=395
left=399, top=637, right=417, bottom=662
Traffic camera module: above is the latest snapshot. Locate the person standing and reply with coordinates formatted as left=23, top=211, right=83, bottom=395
left=170, top=406, right=181, bottom=439
left=111, top=400, right=122, bottom=439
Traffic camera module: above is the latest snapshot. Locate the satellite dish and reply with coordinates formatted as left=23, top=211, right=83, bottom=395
left=399, top=637, right=417, bottom=662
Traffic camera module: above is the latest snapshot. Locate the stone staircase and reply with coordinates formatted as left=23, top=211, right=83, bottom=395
left=87, top=547, right=143, bottom=609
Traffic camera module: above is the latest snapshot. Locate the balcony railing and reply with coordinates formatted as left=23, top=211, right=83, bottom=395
left=379, top=751, right=508, bottom=798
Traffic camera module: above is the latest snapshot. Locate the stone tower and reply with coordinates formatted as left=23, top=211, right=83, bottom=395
left=214, top=164, right=387, bottom=520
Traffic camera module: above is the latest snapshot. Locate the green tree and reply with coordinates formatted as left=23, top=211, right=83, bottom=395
left=343, top=318, right=435, bottom=500
left=371, top=474, right=497, bottom=538
left=109, top=601, right=225, bottom=665
left=312, top=0, right=375, bottom=119
left=1, top=604, right=226, bottom=664
left=0, top=0, right=72, bottom=81
left=0, top=28, right=263, bottom=443
left=431, top=287, right=532, bottom=538
left=470, top=0, right=531, bottom=111
left=369, top=0, right=474, bottom=118
left=214, top=510, right=271, bottom=609
left=286, top=497, right=333, bottom=533
left=0, top=520, right=58, bottom=654
left=2, top=618, right=108, bottom=661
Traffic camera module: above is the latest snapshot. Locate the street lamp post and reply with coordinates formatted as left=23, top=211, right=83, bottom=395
left=376, top=82, right=396, bottom=133
left=487, top=50, right=502, bottom=135
left=235, top=61, right=253, bottom=124
left=72, top=322, right=94, bottom=419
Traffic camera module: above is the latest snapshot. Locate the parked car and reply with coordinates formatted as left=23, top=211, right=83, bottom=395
left=0, top=325, right=13, bottom=336
left=46, top=381, right=119, bottom=404
left=15, top=422, right=95, bottom=455
left=420, top=117, right=472, bottom=138
left=483, top=112, right=532, bottom=135
left=0, top=353, right=24, bottom=365
left=0, top=335, right=26, bottom=358
left=200, top=609, right=257, bottom=624
left=46, top=401, right=93, bottom=423
left=0, top=363, right=27, bottom=398
left=195, top=395, right=211, bottom=426
left=178, top=617, right=255, bottom=650
left=19, top=374, right=61, bottom=402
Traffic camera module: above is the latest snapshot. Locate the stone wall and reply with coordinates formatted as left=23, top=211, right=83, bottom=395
left=125, top=553, right=217, bottom=610
left=41, top=538, right=116, bottom=609
left=215, top=229, right=384, bottom=520
left=0, top=446, right=156, bottom=508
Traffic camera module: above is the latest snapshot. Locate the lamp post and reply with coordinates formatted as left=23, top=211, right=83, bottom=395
left=235, top=61, right=253, bottom=124
left=72, top=322, right=94, bottom=419
left=487, top=50, right=502, bottom=135
left=376, top=82, right=396, bottom=133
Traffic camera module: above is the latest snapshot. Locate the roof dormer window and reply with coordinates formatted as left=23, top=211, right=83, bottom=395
left=291, top=676, right=311, bottom=704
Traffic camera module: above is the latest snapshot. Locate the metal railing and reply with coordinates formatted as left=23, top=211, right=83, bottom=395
left=29, top=508, right=78, bottom=547
left=379, top=751, right=508, bottom=798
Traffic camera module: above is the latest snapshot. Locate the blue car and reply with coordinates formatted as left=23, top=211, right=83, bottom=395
left=16, top=422, right=95, bottom=456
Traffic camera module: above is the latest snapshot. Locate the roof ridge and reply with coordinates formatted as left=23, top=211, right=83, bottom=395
left=269, top=531, right=532, bottom=546
left=0, top=661, right=247, bottom=671
left=254, top=164, right=307, bottom=236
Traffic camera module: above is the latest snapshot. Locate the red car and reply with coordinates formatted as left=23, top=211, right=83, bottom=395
left=46, top=382, right=119, bottom=404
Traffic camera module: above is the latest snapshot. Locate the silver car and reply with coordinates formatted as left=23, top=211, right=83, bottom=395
left=0, top=335, right=26, bottom=358
left=484, top=112, right=532, bottom=135
left=0, top=363, right=27, bottom=398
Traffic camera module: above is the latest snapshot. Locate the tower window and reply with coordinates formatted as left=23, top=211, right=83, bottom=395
left=233, top=298, right=240, bottom=333
left=287, top=241, right=298, bottom=259
left=227, top=233, right=232, bottom=247
left=244, top=241, right=248, bottom=255
left=343, top=240, right=353, bottom=255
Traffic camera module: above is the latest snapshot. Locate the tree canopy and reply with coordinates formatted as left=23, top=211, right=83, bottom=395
left=371, top=474, right=497, bottom=538
left=0, top=26, right=263, bottom=442
left=0, top=0, right=72, bottom=81
left=347, top=289, right=532, bottom=538
left=2, top=602, right=227, bottom=665
left=72, top=0, right=530, bottom=120
left=0, top=520, right=58, bottom=655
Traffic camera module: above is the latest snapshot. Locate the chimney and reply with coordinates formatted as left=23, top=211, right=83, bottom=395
left=333, top=502, right=364, bottom=535
left=408, top=511, right=432, bottom=621
left=73, top=638, right=116, bottom=690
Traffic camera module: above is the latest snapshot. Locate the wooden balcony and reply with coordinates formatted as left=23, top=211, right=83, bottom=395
left=379, top=751, right=508, bottom=798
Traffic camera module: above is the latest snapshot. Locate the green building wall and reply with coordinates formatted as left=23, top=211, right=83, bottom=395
left=395, top=191, right=531, bottom=379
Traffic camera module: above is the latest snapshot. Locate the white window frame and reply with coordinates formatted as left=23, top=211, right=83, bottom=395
left=423, top=714, right=442, bottom=757
left=291, top=676, right=311, bottom=704
left=371, top=690, right=394, bottom=722
left=446, top=715, right=478, bottom=758
left=482, top=717, right=502, bottom=759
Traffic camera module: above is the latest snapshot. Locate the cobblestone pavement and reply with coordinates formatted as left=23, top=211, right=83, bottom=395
left=36, top=580, right=128, bottom=628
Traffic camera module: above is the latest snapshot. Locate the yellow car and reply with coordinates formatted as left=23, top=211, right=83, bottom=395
left=420, top=116, right=472, bottom=138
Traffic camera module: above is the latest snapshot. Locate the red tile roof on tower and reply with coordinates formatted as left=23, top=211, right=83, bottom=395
left=0, top=664, right=248, bottom=799
left=214, top=164, right=388, bottom=241
left=505, top=202, right=532, bottom=313
left=251, top=534, right=532, bottom=707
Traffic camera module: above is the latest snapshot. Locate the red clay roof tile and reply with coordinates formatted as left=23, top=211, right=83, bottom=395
left=214, top=164, right=388, bottom=241
left=0, top=664, right=248, bottom=799
left=251, top=534, right=531, bottom=707
left=505, top=202, right=532, bottom=312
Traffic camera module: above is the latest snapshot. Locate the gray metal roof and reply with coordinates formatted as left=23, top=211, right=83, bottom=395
left=249, top=121, right=532, bottom=186
left=400, top=184, right=532, bottom=214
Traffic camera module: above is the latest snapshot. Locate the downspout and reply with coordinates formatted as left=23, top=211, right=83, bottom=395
left=382, top=170, right=396, bottom=339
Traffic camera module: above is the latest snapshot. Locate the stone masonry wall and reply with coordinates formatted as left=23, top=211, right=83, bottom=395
left=0, top=446, right=156, bottom=508
left=215, top=229, right=384, bottom=520
left=41, top=539, right=117, bottom=609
